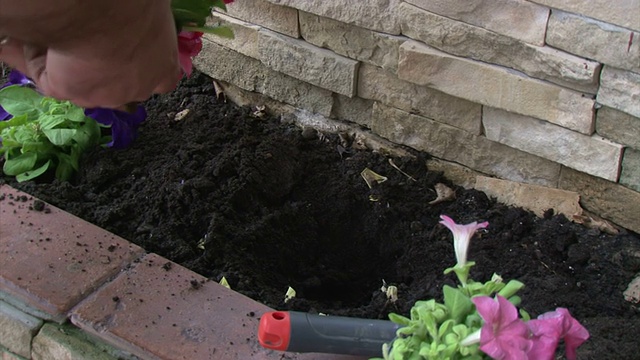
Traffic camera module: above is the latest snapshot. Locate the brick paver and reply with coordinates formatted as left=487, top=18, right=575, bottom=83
left=0, top=185, right=145, bottom=322
left=1, top=185, right=364, bottom=360
left=70, top=253, right=362, bottom=360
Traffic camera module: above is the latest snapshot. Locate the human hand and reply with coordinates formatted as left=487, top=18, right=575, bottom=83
left=0, top=0, right=182, bottom=109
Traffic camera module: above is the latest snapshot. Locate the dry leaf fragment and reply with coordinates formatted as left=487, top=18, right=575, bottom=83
left=623, top=274, right=640, bottom=303
left=361, top=168, right=388, bottom=189
left=572, top=214, right=619, bottom=235
left=284, top=286, right=296, bottom=303
left=174, top=109, right=190, bottom=121
left=212, top=80, right=226, bottom=102
left=338, top=132, right=353, bottom=148
left=219, top=277, right=231, bottom=290
left=352, top=133, right=368, bottom=150
left=380, top=280, right=398, bottom=303
left=428, top=183, right=456, bottom=205
left=252, top=105, right=267, bottom=118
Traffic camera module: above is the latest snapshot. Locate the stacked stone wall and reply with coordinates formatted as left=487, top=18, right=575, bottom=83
left=196, top=0, right=640, bottom=232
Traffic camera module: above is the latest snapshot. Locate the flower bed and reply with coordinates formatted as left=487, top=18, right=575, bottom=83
left=2, top=71, right=639, bottom=359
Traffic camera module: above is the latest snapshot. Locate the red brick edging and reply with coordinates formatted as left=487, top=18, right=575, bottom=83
left=0, top=185, right=361, bottom=360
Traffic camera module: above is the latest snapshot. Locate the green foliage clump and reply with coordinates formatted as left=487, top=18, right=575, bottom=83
left=0, top=85, right=108, bottom=181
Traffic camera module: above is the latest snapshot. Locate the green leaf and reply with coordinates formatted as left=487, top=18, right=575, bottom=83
left=437, top=319, right=454, bottom=340
left=0, top=139, right=22, bottom=153
left=43, top=128, right=76, bottom=146
left=389, top=313, right=411, bottom=326
left=0, top=113, right=31, bottom=131
left=21, top=141, right=53, bottom=154
left=211, top=0, right=228, bottom=11
left=73, top=118, right=102, bottom=149
left=55, top=153, right=75, bottom=181
left=508, top=295, right=522, bottom=306
left=421, top=312, right=438, bottom=340
left=16, top=160, right=51, bottom=182
left=39, top=114, right=69, bottom=130
left=65, top=106, right=87, bottom=122
left=3, top=152, right=37, bottom=175
left=12, top=125, right=40, bottom=144
left=465, top=313, right=483, bottom=328
left=443, top=285, right=473, bottom=323
left=172, top=0, right=230, bottom=28
left=396, top=326, right=415, bottom=337
left=498, top=279, right=525, bottom=298
left=185, top=25, right=234, bottom=38
left=0, top=86, right=42, bottom=117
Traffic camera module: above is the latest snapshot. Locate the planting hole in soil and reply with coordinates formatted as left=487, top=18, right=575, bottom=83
left=3, top=72, right=640, bottom=359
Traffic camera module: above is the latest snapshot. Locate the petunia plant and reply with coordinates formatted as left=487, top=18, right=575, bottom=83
left=0, top=79, right=110, bottom=181
left=377, top=215, right=589, bottom=360
left=1, top=1, right=235, bottom=181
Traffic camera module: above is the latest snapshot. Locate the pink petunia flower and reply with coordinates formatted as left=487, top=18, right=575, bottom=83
left=527, top=308, right=589, bottom=360
left=177, top=31, right=204, bottom=77
left=472, top=295, right=533, bottom=360
left=439, top=215, right=488, bottom=266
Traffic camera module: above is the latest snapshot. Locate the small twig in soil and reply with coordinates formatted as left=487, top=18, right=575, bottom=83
left=388, top=158, right=417, bottom=182
left=539, top=260, right=557, bottom=275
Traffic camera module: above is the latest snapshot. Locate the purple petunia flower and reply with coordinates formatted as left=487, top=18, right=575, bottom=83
left=0, top=104, right=8, bottom=122
left=85, top=106, right=147, bottom=149
left=6, top=70, right=33, bottom=87
left=1, top=70, right=34, bottom=120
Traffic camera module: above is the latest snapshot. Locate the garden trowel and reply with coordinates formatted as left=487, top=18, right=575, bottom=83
left=258, top=311, right=399, bottom=357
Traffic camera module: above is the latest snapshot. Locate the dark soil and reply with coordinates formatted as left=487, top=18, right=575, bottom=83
left=3, top=72, right=640, bottom=359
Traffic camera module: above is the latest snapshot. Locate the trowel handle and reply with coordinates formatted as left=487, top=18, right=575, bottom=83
left=258, top=311, right=399, bottom=357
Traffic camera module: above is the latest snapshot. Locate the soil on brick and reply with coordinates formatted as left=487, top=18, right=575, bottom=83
left=3, top=72, right=639, bottom=359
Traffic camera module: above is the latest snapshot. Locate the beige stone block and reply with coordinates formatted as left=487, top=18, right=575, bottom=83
left=32, top=324, right=117, bottom=360
left=621, top=148, right=640, bottom=192
left=299, top=12, right=404, bottom=73
left=196, top=39, right=334, bottom=116
left=475, top=176, right=582, bottom=218
left=371, top=103, right=561, bottom=186
left=330, top=94, right=374, bottom=128
left=596, top=106, right=640, bottom=149
left=398, top=41, right=596, bottom=134
left=198, top=81, right=413, bottom=162
left=223, top=0, right=299, bottom=37
left=426, top=158, right=484, bottom=190
left=0, top=302, right=42, bottom=358
left=559, top=167, right=640, bottom=234
left=206, top=79, right=299, bottom=117
left=530, top=0, right=640, bottom=31
left=357, top=64, right=482, bottom=134
left=547, top=11, right=640, bottom=74
left=483, top=107, right=623, bottom=181
left=597, top=66, right=640, bottom=118
left=265, top=0, right=401, bottom=34
left=257, top=29, right=359, bottom=96
left=405, top=0, right=549, bottom=45
left=398, top=3, right=600, bottom=93
left=204, top=13, right=261, bottom=59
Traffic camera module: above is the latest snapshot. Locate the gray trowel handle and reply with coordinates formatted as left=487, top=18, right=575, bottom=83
left=258, top=311, right=399, bottom=356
